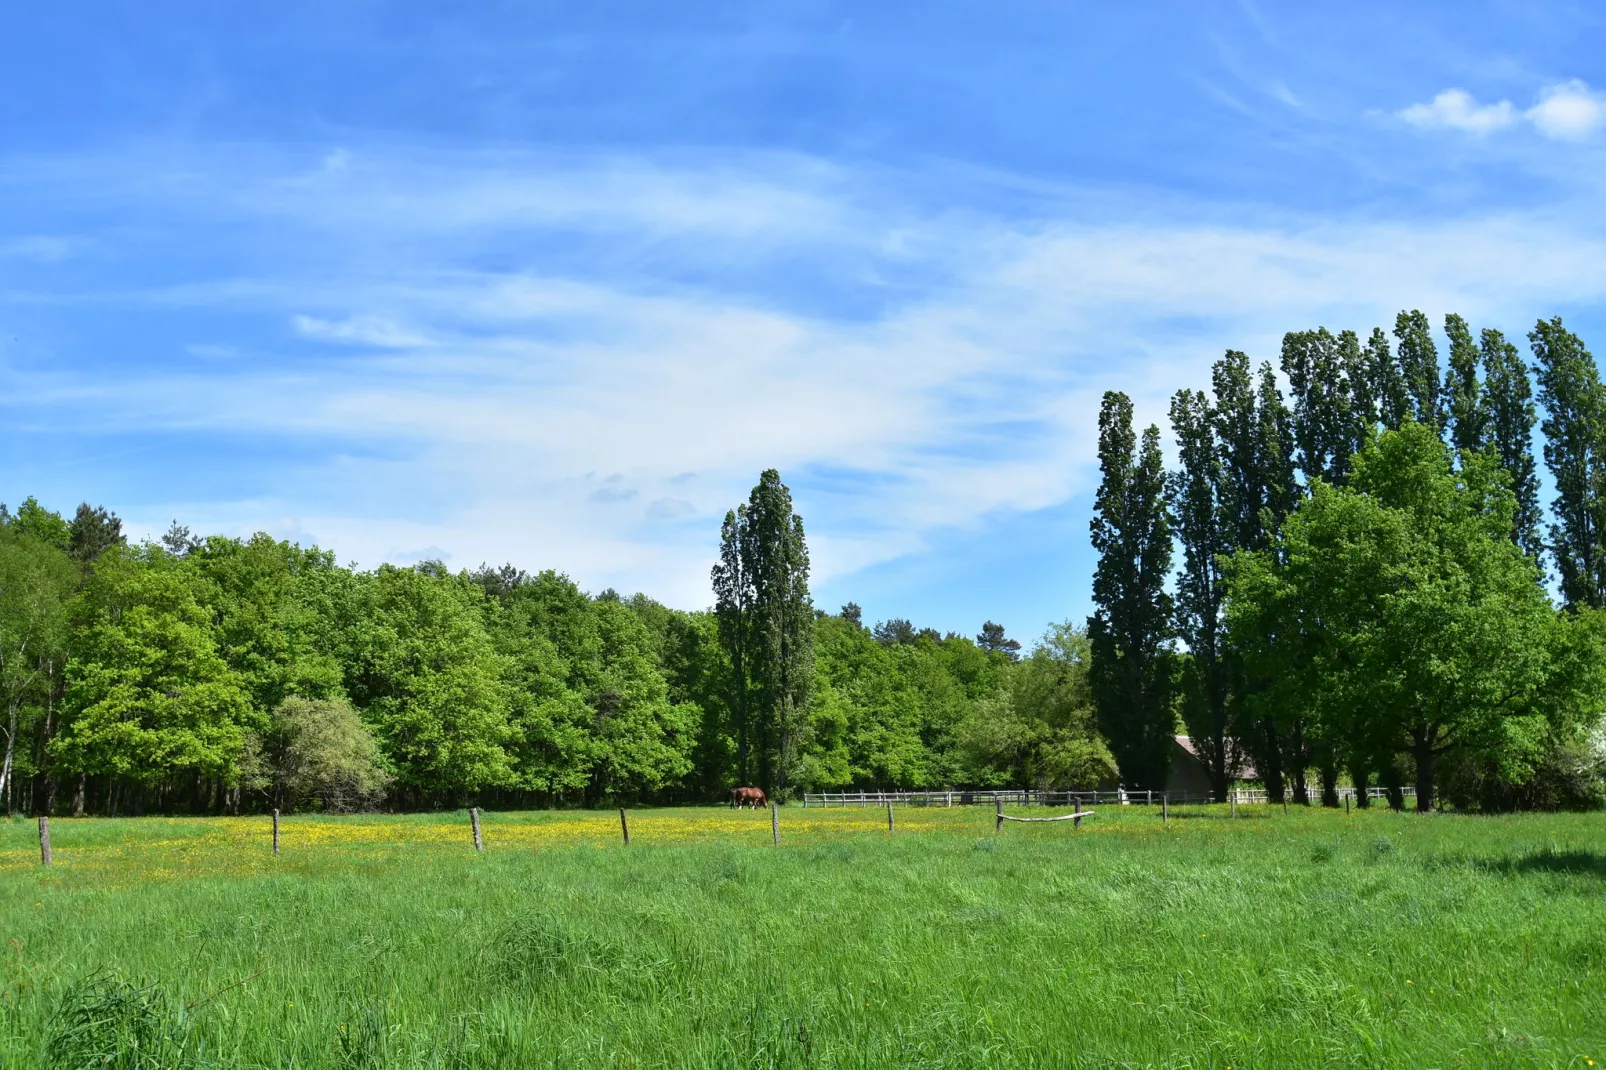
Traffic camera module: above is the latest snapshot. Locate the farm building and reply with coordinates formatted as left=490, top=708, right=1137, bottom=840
left=1166, top=736, right=1255, bottom=797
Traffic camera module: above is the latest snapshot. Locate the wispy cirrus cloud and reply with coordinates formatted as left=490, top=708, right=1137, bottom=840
left=5, top=146, right=1606, bottom=610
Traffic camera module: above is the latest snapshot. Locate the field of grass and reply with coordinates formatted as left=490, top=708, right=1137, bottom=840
left=1, top=802, right=1604, bottom=1069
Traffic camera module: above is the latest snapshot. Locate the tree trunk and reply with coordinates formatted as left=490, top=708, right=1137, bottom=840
left=0, top=702, right=17, bottom=810
left=1289, top=720, right=1309, bottom=805
left=73, top=773, right=85, bottom=817
left=1412, top=727, right=1437, bottom=813
left=1260, top=716, right=1285, bottom=803
left=1351, top=765, right=1371, bottom=809
left=1382, top=760, right=1405, bottom=811
left=1319, top=762, right=1339, bottom=808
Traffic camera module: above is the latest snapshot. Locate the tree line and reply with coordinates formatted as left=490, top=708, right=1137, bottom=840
left=1090, top=312, right=1606, bottom=812
left=0, top=473, right=1113, bottom=816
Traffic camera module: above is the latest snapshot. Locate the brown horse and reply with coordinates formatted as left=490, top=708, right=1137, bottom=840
left=730, top=786, right=768, bottom=809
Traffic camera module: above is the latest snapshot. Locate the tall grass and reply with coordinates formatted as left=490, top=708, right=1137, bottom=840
left=2, top=805, right=1603, bottom=1067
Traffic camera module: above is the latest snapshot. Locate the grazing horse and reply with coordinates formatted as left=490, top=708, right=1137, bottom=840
left=730, top=786, right=768, bottom=809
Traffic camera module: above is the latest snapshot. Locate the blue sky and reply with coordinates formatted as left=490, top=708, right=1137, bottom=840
left=2, top=2, right=1605, bottom=643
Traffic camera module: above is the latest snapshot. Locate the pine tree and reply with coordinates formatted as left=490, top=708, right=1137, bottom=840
left=1532, top=317, right=1606, bottom=609
left=1394, top=310, right=1442, bottom=431
left=1169, top=388, right=1232, bottom=800
left=67, top=504, right=125, bottom=566
left=1444, top=313, right=1486, bottom=454
left=1088, top=393, right=1174, bottom=790
left=1480, top=328, right=1542, bottom=560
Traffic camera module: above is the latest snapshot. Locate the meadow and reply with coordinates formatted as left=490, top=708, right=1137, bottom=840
left=1, top=802, right=1603, bottom=1069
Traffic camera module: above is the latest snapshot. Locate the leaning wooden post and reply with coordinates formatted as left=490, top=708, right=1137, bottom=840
left=1162, top=794, right=1168, bottom=825
left=38, top=815, right=52, bottom=866
left=619, top=808, right=630, bottom=846
left=886, top=802, right=894, bottom=832
left=995, top=797, right=1004, bottom=832
left=272, top=809, right=280, bottom=857
left=470, top=807, right=484, bottom=852
left=771, top=802, right=780, bottom=846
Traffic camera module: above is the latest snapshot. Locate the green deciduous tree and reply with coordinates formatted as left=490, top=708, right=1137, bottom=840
left=54, top=548, right=254, bottom=791
left=338, top=565, right=514, bottom=800
left=1088, top=392, right=1174, bottom=790
left=241, top=696, right=391, bottom=812
left=1225, top=423, right=1606, bottom=811
left=0, top=529, right=75, bottom=812
left=955, top=623, right=1114, bottom=789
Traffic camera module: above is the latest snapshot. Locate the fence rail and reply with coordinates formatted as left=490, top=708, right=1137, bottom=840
left=801, top=787, right=1416, bottom=808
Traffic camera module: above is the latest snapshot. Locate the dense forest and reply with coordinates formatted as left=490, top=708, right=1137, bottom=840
left=6, top=311, right=1606, bottom=817
left=0, top=478, right=1107, bottom=817
left=1091, top=312, right=1606, bottom=813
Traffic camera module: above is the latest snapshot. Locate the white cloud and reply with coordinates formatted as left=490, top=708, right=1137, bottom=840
left=1526, top=79, right=1606, bottom=141
left=13, top=149, right=1606, bottom=607
left=292, top=314, right=433, bottom=348
left=1398, top=80, right=1606, bottom=141
left=1398, top=89, right=1517, bottom=134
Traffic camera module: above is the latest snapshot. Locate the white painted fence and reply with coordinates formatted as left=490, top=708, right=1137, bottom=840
left=800, top=787, right=1415, bottom=807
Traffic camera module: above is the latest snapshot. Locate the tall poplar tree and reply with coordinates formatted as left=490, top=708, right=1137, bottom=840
left=1443, top=314, right=1486, bottom=454
left=1169, top=388, right=1232, bottom=799
left=1368, top=327, right=1411, bottom=432
left=1243, top=364, right=1299, bottom=801
left=1281, top=328, right=1355, bottom=486
left=1394, top=310, right=1442, bottom=432
left=1338, top=329, right=1374, bottom=464
left=1088, top=392, right=1174, bottom=790
left=711, top=509, right=753, bottom=782
left=712, top=470, right=814, bottom=796
left=1480, top=327, right=1542, bottom=560
left=1211, top=351, right=1264, bottom=553
left=1532, top=317, right=1606, bottom=609
left=1256, top=363, right=1299, bottom=536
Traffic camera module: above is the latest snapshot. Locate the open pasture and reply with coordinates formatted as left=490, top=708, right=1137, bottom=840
left=2, top=804, right=1604, bottom=1068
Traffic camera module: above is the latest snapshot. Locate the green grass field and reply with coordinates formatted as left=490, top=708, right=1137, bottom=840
left=2, top=803, right=1603, bottom=1068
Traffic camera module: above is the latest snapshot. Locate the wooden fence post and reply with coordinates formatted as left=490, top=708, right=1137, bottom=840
left=995, top=797, right=1004, bottom=832
left=38, top=815, right=51, bottom=866
left=1345, top=794, right=1351, bottom=815
left=1230, top=793, right=1237, bottom=819
left=619, top=808, right=630, bottom=846
left=886, top=802, right=894, bottom=832
left=470, top=807, right=484, bottom=852
left=1162, top=794, right=1168, bottom=825
left=272, top=809, right=280, bottom=857
left=1283, top=798, right=1288, bottom=816
left=771, top=802, right=780, bottom=846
